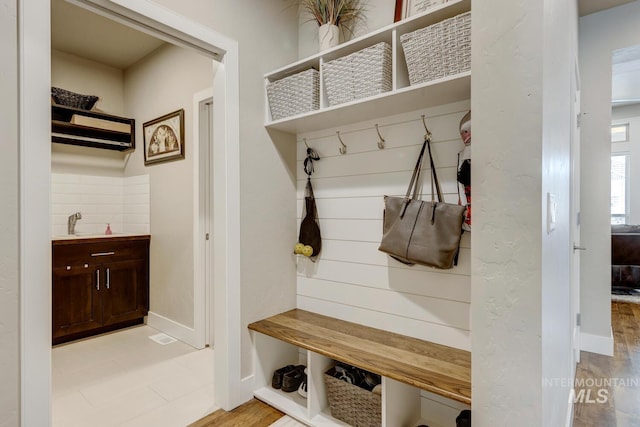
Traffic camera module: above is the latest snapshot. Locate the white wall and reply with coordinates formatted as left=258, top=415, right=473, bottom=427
left=51, top=49, right=129, bottom=175
left=51, top=49, right=124, bottom=114
left=579, top=0, right=640, bottom=345
left=541, top=0, right=578, bottom=425
left=612, top=104, right=640, bottom=224
left=148, top=0, right=300, bottom=383
left=472, top=0, right=577, bottom=425
left=123, top=43, right=212, bottom=330
left=0, top=0, right=20, bottom=424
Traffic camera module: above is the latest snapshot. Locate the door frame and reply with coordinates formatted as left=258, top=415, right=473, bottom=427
left=570, top=57, right=582, bottom=368
left=193, top=87, right=215, bottom=349
left=20, top=0, right=242, bottom=423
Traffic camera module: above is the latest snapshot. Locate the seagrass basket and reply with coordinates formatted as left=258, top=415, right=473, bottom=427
left=267, top=68, right=320, bottom=120
left=400, top=11, right=471, bottom=85
left=322, top=42, right=392, bottom=106
left=324, top=367, right=382, bottom=427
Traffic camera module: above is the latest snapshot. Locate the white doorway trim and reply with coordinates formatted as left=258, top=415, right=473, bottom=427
left=20, top=1, right=242, bottom=424
left=193, top=87, right=214, bottom=350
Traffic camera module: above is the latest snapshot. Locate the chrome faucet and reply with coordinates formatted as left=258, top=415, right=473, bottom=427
left=67, top=212, right=82, bottom=235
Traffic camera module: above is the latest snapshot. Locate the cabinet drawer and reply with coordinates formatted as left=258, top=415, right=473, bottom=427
left=53, top=238, right=149, bottom=267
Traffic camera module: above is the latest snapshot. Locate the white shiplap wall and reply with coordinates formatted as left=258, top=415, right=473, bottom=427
left=296, top=101, right=471, bottom=352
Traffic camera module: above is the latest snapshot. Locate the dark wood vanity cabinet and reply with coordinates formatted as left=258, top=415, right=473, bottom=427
left=52, top=235, right=150, bottom=345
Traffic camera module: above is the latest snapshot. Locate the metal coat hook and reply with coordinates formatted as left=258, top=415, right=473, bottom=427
left=375, top=124, right=385, bottom=149
left=337, top=131, right=347, bottom=155
left=421, top=115, right=432, bottom=141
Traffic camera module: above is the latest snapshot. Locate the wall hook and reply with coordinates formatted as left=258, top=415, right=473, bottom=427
left=304, top=137, right=310, bottom=149
left=337, top=131, right=347, bottom=155
left=421, top=115, right=432, bottom=141
left=375, top=124, right=385, bottom=149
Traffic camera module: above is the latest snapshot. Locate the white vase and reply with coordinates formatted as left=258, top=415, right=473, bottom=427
left=319, top=24, right=339, bottom=51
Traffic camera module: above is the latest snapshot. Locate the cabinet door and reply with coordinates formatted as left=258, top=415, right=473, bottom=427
left=52, top=264, right=102, bottom=341
left=102, top=258, right=148, bottom=326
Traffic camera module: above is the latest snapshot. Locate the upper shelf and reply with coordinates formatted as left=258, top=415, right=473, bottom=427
left=264, top=0, right=471, bottom=134
left=51, top=104, right=135, bottom=152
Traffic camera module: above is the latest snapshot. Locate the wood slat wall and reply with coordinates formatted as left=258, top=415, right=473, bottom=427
left=295, top=100, right=471, bottom=353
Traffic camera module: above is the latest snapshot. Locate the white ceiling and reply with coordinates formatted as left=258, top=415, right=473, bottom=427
left=51, top=0, right=165, bottom=70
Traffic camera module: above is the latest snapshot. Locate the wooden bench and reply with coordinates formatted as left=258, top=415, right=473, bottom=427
left=249, top=308, right=471, bottom=405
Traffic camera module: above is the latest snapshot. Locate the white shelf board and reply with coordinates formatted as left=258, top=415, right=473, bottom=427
left=254, top=387, right=309, bottom=424
left=254, top=387, right=353, bottom=427
left=265, top=71, right=470, bottom=134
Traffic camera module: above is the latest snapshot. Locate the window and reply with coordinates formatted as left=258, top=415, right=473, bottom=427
left=611, top=154, right=629, bottom=224
left=611, top=124, right=629, bottom=143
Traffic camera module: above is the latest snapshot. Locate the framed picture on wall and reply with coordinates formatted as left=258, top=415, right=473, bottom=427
left=394, top=0, right=444, bottom=21
left=143, top=109, right=185, bottom=166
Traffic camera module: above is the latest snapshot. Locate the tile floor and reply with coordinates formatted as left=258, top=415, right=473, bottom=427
left=52, top=325, right=217, bottom=427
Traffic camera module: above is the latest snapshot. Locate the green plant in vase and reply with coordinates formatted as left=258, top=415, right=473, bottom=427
left=297, top=0, right=365, bottom=50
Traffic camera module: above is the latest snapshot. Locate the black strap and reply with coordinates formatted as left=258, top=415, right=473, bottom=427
left=303, top=147, right=320, bottom=177
left=425, top=136, right=443, bottom=203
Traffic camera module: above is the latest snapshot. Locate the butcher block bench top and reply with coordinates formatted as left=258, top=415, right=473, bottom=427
left=248, top=309, right=471, bottom=405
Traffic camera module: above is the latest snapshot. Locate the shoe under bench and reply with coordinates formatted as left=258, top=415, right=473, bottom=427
left=249, top=308, right=471, bottom=426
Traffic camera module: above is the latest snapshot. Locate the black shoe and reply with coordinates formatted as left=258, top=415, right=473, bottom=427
left=272, top=365, right=296, bottom=389
left=282, top=365, right=306, bottom=392
left=456, top=409, right=471, bottom=427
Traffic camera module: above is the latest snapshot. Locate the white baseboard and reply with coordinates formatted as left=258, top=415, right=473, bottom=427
left=580, top=329, right=614, bottom=356
left=147, top=311, right=203, bottom=349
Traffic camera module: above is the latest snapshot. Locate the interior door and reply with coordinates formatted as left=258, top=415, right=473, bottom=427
left=571, top=59, right=583, bottom=367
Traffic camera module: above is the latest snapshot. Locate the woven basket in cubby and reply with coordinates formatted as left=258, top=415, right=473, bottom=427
left=400, top=11, right=471, bottom=85
left=266, top=68, right=319, bottom=121
left=322, top=42, right=392, bottom=107
left=324, top=367, right=382, bottom=427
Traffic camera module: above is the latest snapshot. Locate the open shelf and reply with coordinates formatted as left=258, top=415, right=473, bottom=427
left=264, top=0, right=471, bottom=134
left=250, top=310, right=471, bottom=426
left=51, top=104, right=135, bottom=152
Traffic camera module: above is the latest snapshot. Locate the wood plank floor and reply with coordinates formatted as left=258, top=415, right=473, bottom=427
left=188, top=399, right=284, bottom=427
left=573, top=301, right=640, bottom=427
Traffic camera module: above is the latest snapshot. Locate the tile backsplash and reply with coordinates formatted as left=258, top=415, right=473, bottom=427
left=52, top=173, right=150, bottom=236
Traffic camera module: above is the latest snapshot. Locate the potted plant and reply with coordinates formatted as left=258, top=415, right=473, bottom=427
left=297, top=0, right=365, bottom=51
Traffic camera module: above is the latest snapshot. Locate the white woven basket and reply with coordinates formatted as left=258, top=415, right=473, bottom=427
left=267, top=68, right=320, bottom=120
left=323, top=42, right=392, bottom=106
left=400, top=11, right=471, bottom=85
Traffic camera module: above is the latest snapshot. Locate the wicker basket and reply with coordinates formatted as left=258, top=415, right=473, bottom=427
left=400, top=11, right=471, bottom=85
left=324, top=368, right=382, bottom=427
left=267, top=68, right=320, bottom=121
left=323, top=42, right=392, bottom=106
